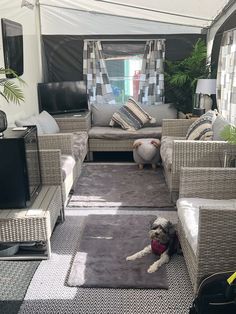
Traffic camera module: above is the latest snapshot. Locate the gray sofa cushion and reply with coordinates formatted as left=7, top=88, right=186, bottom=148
left=15, top=116, right=44, bottom=135
left=212, top=114, right=230, bottom=140
left=61, top=155, right=76, bottom=181
left=142, top=103, right=177, bottom=126
left=36, top=111, right=60, bottom=134
left=91, top=103, right=123, bottom=126
left=89, top=126, right=162, bottom=139
left=72, top=132, right=88, bottom=161
left=160, top=136, right=185, bottom=171
left=91, top=102, right=177, bottom=127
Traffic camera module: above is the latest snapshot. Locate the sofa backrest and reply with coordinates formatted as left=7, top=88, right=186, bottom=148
left=91, top=102, right=177, bottom=127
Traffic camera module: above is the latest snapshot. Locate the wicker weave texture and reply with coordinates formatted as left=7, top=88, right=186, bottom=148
left=179, top=167, right=236, bottom=199
left=55, top=112, right=91, bottom=133
left=177, top=167, right=236, bottom=294
left=89, top=139, right=134, bottom=152
left=38, top=133, right=74, bottom=155
left=39, top=150, right=62, bottom=186
left=161, top=119, right=236, bottom=195
left=171, top=141, right=236, bottom=193
left=162, top=119, right=194, bottom=137
left=0, top=186, right=62, bottom=243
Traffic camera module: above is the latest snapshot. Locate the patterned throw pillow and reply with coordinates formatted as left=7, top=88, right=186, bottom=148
left=186, top=110, right=218, bottom=140
left=109, top=97, right=155, bottom=131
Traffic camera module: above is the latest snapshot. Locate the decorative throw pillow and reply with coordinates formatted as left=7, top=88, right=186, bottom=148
left=109, top=97, right=155, bottom=131
left=212, top=114, right=230, bottom=140
left=186, top=110, right=217, bottom=141
left=15, top=116, right=44, bottom=135
left=36, top=110, right=60, bottom=134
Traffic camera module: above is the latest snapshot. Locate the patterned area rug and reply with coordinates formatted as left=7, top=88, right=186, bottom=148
left=0, top=261, right=39, bottom=314
left=67, top=215, right=168, bottom=289
left=68, top=163, right=173, bottom=208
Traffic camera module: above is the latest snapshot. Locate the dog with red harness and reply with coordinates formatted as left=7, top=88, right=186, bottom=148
left=126, top=217, right=177, bottom=273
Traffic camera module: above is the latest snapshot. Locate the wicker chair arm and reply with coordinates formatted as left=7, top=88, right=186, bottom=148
left=170, top=140, right=235, bottom=193
left=162, top=119, right=194, bottom=137
left=179, top=167, right=236, bottom=199
left=38, top=133, right=73, bottom=155
left=39, top=149, right=62, bottom=186
left=197, top=206, right=236, bottom=275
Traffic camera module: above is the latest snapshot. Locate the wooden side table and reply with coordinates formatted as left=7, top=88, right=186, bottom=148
left=0, top=185, right=62, bottom=260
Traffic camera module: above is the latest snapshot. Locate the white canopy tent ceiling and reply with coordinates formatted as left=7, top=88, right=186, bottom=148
left=39, top=0, right=233, bottom=35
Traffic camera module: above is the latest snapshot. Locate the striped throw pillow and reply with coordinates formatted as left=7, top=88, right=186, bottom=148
left=186, top=110, right=217, bottom=140
left=109, top=97, right=155, bottom=131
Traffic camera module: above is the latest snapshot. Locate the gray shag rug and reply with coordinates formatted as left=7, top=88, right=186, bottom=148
left=18, top=208, right=194, bottom=314
left=69, top=163, right=173, bottom=208
left=67, top=214, right=168, bottom=289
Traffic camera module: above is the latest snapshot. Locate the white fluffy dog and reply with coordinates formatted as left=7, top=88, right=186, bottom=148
left=133, top=138, right=161, bottom=169
left=126, top=217, right=176, bottom=273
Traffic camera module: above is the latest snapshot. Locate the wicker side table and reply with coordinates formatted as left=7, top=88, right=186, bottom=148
left=54, top=111, right=91, bottom=132
left=0, top=185, right=62, bottom=260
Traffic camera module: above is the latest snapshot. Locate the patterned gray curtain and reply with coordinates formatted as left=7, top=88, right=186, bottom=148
left=216, top=29, right=236, bottom=125
left=138, top=40, right=165, bottom=105
left=83, top=41, right=116, bottom=105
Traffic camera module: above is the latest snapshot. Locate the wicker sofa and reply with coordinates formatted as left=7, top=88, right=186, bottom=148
left=15, top=112, right=88, bottom=207
left=160, top=118, right=236, bottom=201
left=88, top=102, right=177, bottom=159
left=177, top=167, right=236, bottom=294
left=38, top=128, right=88, bottom=208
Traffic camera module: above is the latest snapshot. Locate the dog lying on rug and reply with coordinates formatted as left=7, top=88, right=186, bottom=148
left=126, top=217, right=177, bottom=273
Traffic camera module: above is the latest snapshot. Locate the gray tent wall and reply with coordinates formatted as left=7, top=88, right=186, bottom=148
left=39, top=1, right=207, bottom=83
left=42, top=34, right=206, bottom=83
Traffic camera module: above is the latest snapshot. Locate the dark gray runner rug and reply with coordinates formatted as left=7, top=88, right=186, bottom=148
left=0, top=261, right=39, bottom=314
left=68, top=164, right=173, bottom=208
left=67, top=214, right=168, bottom=289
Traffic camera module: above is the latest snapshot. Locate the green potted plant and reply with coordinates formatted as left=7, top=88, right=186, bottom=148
left=0, top=67, right=25, bottom=135
left=0, top=67, right=25, bottom=104
left=221, top=124, right=236, bottom=144
left=220, top=124, right=236, bottom=167
left=165, top=39, right=211, bottom=114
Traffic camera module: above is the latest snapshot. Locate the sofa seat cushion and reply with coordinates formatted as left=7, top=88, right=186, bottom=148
left=160, top=136, right=185, bottom=171
left=88, top=126, right=162, bottom=140
left=61, top=155, right=76, bottom=181
left=72, top=132, right=88, bottom=161
left=177, top=198, right=236, bottom=255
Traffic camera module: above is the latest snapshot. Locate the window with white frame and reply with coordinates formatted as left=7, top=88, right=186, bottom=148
left=102, top=42, right=145, bottom=103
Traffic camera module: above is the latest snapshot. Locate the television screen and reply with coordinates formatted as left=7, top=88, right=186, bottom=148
left=37, top=81, right=88, bottom=114
left=1, top=18, right=24, bottom=78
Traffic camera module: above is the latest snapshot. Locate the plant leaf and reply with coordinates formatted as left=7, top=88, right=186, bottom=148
left=220, top=125, right=236, bottom=144
left=3, top=80, right=25, bottom=105
left=0, top=67, right=25, bottom=104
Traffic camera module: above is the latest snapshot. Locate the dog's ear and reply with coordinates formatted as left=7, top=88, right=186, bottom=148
left=149, top=217, right=157, bottom=228
left=166, top=221, right=175, bottom=236
left=133, top=141, right=142, bottom=149
left=151, top=139, right=161, bottom=148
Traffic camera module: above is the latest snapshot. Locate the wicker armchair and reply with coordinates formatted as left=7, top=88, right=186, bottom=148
left=37, top=120, right=88, bottom=207
left=161, top=119, right=236, bottom=201
left=177, top=167, right=236, bottom=294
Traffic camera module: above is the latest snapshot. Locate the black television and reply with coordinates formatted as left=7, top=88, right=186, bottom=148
left=1, top=18, right=24, bottom=78
left=37, top=81, right=88, bottom=114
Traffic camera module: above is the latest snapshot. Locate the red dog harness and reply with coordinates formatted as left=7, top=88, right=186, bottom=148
left=151, top=239, right=167, bottom=255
